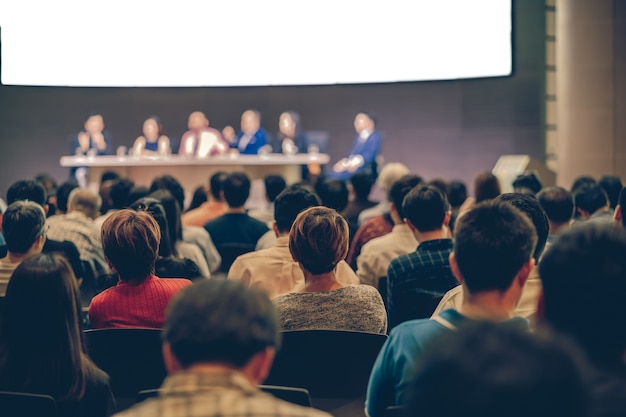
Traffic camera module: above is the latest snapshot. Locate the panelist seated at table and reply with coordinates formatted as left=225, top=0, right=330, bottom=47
left=223, top=109, right=268, bottom=155
left=274, top=111, right=307, bottom=155
left=131, top=116, right=171, bottom=156
left=331, top=112, right=382, bottom=181
left=69, top=112, right=113, bottom=156
left=178, top=111, right=228, bottom=158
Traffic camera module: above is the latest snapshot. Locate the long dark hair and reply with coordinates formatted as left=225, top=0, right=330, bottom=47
left=0, top=253, right=97, bottom=400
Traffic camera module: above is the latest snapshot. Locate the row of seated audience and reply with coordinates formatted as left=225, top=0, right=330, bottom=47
left=0, top=166, right=625, bottom=417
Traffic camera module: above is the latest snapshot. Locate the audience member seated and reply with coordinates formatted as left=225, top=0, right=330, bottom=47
left=228, top=187, right=359, bottom=299
left=356, top=175, right=422, bottom=288
left=113, top=279, right=330, bottom=417
left=0, top=201, right=47, bottom=296
left=366, top=200, right=537, bottom=417
left=314, top=178, right=349, bottom=213
left=0, top=253, right=111, bottom=417
left=131, top=116, right=171, bottom=156
left=330, top=112, right=382, bottom=181
left=35, top=173, right=59, bottom=217
left=433, top=193, right=550, bottom=327
left=51, top=180, right=79, bottom=217
left=223, top=109, right=268, bottom=155
left=512, top=171, right=543, bottom=195
left=539, top=224, right=626, bottom=417
left=446, top=180, right=467, bottom=233
left=574, top=183, right=613, bottom=225
left=88, top=210, right=191, bottom=329
left=273, top=206, right=387, bottom=334
left=571, top=175, right=597, bottom=222
left=150, top=175, right=221, bottom=274
left=182, top=172, right=228, bottom=227
left=615, top=186, right=626, bottom=227
left=95, top=178, right=134, bottom=228
left=405, top=322, right=587, bottom=417
left=248, top=175, right=286, bottom=226
left=204, top=172, right=269, bottom=272
left=178, top=111, right=228, bottom=157
left=186, top=186, right=208, bottom=212
left=386, top=185, right=457, bottom=328
left=599, top=175, right=623, bottom=210
left=6, top=179, right=84, bottom=281
left=358, top=163, right=411, bottom=226
left=47, top=188, right=108, bottom=274
left=341, top=172, right=377, bottom=238
left=537, top=186, right=575, bottom=248
left=457, top=171, right=502, bottom=214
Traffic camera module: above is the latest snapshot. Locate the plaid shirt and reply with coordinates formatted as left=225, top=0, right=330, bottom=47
left=386, top=239, right=458, bottom=328
left=114, top=370, right=331, bottom=417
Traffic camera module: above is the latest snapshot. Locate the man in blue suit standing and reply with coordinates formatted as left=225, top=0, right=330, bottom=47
left=331, top=112, right=381, bottom=181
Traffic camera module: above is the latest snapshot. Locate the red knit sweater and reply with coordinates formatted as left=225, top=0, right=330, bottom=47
left=88, top=275, right=191, bottom=329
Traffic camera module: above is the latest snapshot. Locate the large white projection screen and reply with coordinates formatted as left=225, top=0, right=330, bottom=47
left=0, top=0, right=511, bottom=87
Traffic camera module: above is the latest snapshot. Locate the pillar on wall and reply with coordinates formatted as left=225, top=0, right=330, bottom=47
left=555, top=0, right=626, bottom=187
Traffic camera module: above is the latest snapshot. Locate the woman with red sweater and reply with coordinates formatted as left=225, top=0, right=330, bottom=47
left=88, top=209, right=191, bottom=329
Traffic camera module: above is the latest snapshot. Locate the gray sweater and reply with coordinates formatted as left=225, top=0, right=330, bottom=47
left=273, top=285, right=387, bottom=334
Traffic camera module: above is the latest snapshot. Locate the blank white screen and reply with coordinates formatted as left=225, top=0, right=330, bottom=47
left=0, top=0, right=511, bottom=87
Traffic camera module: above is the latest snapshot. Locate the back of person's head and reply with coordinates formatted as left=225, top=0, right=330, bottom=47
left=599, top=175, right=622, bottom=209
left=536, top=187, right=575, bottom=225
left=109, top=178, right=135, bottom=210
left=289, top=206, right=349, bottom=275
left=376, top=163, right=412, bottom=192
left=264, top=175, right=287, bottom=203
left=574, top=184, right=609, bottom=216
left=67, top=188, right=101, bottom=219
left=540, top=224, right=626, bottom=367
left=350, top=172, right=375, bottom=200
left=427, top=179, right=448, bottom=199
left=150, top=175, right=186, bottom=213
left=273, top=187, right=321, bottom=234
left=187, top=186, right=208, bottom=212
left=163, top=279, right=281, bottom=368
left=34, top=173, right=58, bottom=194
left=388, top=175, right=424, bottom=220
left=402, top=185, right=449, bottom=232
left=571, top=175, right=596, bottom=193
left=454, top=201, right=537, bottom=293
left=55, top=181, right=79, bottom=213
left=0, top=253, right=89, bottom=401
left=315, top=178, right=349, bottom=212
left=100, top=171, right=120, bottom=184
left=209, top=171, right=228, bottom=201
left=149, top=189, right=183, bottom=248
left=495, top=193, right=549, bottom=262
left=127, top=185, right=150, bottom=206
left=474, top=171, right=501, bottom=203
left=101, top=209, right=160, bottom=282
left=130, top=198, right=173, bottom=258
left=2, top=201, right=46, bottom=254
left=407, top=322, right=587, bottom=417
left=222, top=172, right=251, bottom=208
left=447, top=180, right=467, bottom=209
left=6, top=179, right=47, bottom=206
left=512, top=172, right=543, bottom=195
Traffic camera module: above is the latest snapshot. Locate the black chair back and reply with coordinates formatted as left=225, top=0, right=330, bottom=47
left=0, top=391, right=58, bottom=417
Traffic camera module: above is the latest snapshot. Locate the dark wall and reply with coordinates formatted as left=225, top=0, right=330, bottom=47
left=0, top=0, right=545, bottom=197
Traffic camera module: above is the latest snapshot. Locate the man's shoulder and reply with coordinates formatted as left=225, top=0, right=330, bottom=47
left=387, top=251, right=418, bottom=272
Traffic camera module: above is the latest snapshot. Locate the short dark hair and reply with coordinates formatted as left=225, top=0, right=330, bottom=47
left=574, top=184, right=609, bottom=215
left=599, top=175, right=622, bottom=209
left=101, top=210, right=160, bottom=281
left=6, top=179, right=47, bottom=206
left=55, top=181, right=79, bottom=213
left=407, top=322, right=587, bottom=417
left=474, top=172, right=501, bottom=203
left=571, top=175, right=596, bottom=193
left=447, top=181, right=467, bottom=208
left=2, top=201, right=46, bottom=254
left=273, top=187, right=321, bottom=233
left=209, top=171, right=228, bottom=201
left=350, top=172, right=374, bottom=200
left=110, top=179, right=135, bottom=209
left=536, top=187, right=574, bottom=224
left=150, top=175, right=186, bottom=213
left=540, top=224, right=626, bottom=367
left=512, top=172, right=543, bottom=195
left=315, top=178, right=349, bottom=212
left=495, top=193, right=549, bottom=262
left=402, top=185, right=449, bottom=232
left=222, top=172, right=251, bottom=208
left=264, top=175, right=287, bottom=203
left=388, top=175, right=423, bottom=220
left=454, top=201, right=537, bottom=293
left=163, top=280, right=281, bottom=368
